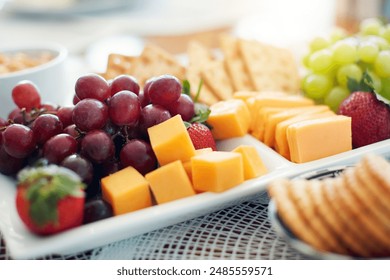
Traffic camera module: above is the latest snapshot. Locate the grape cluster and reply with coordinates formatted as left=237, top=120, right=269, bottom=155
left=302, top=18, right=390, bottom=112
left=0, top=73, right=196, bottom=199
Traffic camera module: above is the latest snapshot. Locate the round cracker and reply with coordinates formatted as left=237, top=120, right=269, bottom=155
left=268, top=179, right=325, bottom=251
left=307, top=179, right=350, bottom=255
left=290, top=179, right=340, bottom=253
left=322, top=177, right=373, bottom=257
left=341, top=168, right=390, bottom=257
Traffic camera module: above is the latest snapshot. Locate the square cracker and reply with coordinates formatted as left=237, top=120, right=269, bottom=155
left=201, top=60, right=234, bottom=101
left=104, top=53, right=136, bottom=80
left=238, top=39, right=300, bottom=93
left=186, top=41, right=220, bottom=105
left=127, top=44, right=186, bottom=86
left=219, top=34, right=254, bottom=92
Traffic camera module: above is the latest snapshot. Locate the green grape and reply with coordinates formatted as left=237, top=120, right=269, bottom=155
left=302, top=52, right=311, bottom=68
left=332, top=39, right=358, bottom=64
left=330, top=27, right=348, bottom=43
left=324, top=86, right=350, bottom=112
left=359, top=18, right=383, bottom=36
left=379, top=77, right=390, bottom=100
left=366, top=35, right=390, bottom=50
left=380, top=24, right=390, bottom=43
left=374, top=50, right=390, bottom=77
left=302, top=73, right=333, bottom=99
left=358, top=41, right=379, bottom=63
left=367, top=70, right=382, bottom=92
left=336, top=64, right=363, bottom=87
left=308, top=49, right=334, bottom=73
left=309, top=36, right=329, bottom=52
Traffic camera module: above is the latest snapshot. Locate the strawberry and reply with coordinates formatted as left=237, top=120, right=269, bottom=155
left=187, top=122, right=217, bottom=150
left=339, top=91, right=390, bottom=148
left=15, top=165, right=85, bottom=235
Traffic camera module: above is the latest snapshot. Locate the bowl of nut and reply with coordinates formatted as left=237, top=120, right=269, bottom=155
left=0, top=43, right=68, bottom=118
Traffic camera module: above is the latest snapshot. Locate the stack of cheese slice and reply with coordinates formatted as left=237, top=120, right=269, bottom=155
left=221, top=91, right=353, bottom=163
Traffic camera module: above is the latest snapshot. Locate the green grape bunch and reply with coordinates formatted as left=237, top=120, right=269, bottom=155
left=302, top=18, right=390, bottom=112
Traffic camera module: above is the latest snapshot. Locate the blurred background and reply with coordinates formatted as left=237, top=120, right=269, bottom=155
left=0, top=0, right=388, bottom=85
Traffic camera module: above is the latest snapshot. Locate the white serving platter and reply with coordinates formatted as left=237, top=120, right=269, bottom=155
left=1, top=135, right=390, bottom=259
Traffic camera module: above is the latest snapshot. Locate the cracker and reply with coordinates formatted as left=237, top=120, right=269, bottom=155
left=361, top=154, right=390, bottom=197
left=322, top=177, right=373, bottom=257
left=307, top=179, right=350, bottom=255
left=290, top=179, right=339, bottom=252
left=201, top=60, right=234, bottom=100
left=341, top=168, right=390, bottom=256
left=219, top=34, right=254, bottom=91
left=268, top=179, right=325, bottom=251
left=186, top=41, right=220, bottom=105
left=104, top=53, right=136, bottom=80
left=238, top=39, right=300, bottom=93
left=128, top=44, right=186, bottom=86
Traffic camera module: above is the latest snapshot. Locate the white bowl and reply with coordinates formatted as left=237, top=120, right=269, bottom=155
left=0, top=43, right=68, bottom=118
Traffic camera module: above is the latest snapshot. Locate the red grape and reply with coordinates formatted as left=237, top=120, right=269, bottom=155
left=120, top=139, right=157, bottom=175
left=110, top=75, right=140, bottom=96
left=63, top=124, right=79, bottom=138
left=73, top=94, right=80, bottom=105
left=167, top=94, right=195, bottom=121
left=11, top=81, right=41, bottom=110
left=3, top=124, right=36, bottom=158
left=75, top=73, right=110, bottom=101
left=139, top=104, right=171, bottom=136
left=57, top=106, right=74, bottom=128
left=40, top=102, right=58, bottom=112
left=0, top=117, right=7, bottom=127
left=83, top=199, right=113, bottom=224
left=138, top=90, right=150, bottom=107
left=108, top=90, right=141, bottom=126
left=72, top=98, right=108, bottom=132
left=61, top=154, right=93, bottom=184
left=143, top=77, right=156, bottom=99
left=32, top=114, right=63, bottom=145
left=0, top=146, right=25, bottom=175
left=8, top=108, right=21, bottom=121
left=148, top=75, right=182, bottom=106
left=80, top=130, right=114, bottom=164
left=42, top=133, right=78, bottom=164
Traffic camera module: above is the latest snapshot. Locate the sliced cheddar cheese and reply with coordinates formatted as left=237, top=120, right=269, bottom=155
left=274, top=111, right=336, bottom=160
left=192, top=151, right=244, bottom=192
left=101, top=166, right=152, bottom=216
left=145, top=160, right=195, bottom=204
left=287, top=115, right=352, bottom=163
left=263, top=105, right=330, bottom=147
left=251, top=107, right=285, bottom=140
left=208, top=99, right=250, bottom=140
left=148, top=115, right=196, bottom=165
left=232, top=145, right=268, bottom=180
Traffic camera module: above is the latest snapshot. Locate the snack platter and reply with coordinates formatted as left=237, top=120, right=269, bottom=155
left=1, top=134, right=389, bottom=259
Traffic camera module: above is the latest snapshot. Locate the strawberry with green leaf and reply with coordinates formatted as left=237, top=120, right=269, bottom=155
left=339, top=72, right=390, bottom=148
left=182, top=79, right=217, bottom=151
left=16, top=165, right=85, bottom=235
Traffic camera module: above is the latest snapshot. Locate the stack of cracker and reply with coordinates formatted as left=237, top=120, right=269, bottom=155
left=268, top=153, right=390, bottom=258
left=102, top=34, right=300, bottom=106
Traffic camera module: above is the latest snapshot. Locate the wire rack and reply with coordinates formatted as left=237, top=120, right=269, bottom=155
left=1, top=192, right=304, bottom=260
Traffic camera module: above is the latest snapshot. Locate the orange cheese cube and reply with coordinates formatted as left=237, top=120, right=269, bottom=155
left=274, top=111, right=335, bottom=160
left=183, top=148, right=213, bottom=180
left=287, top=115, right=352, bottom=163
left=263, top=105, right=330, bottom=147
left=101, top=166, right=152, bottom=216
left=192, top=151, right=244, bottom=192
left=148, top=115, right=195, bottom=165
left=145, top=160, right=195, bottom=204
left=232, top=145, right=268, bottom=180
left=208, top=99, right=250, bottom=140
